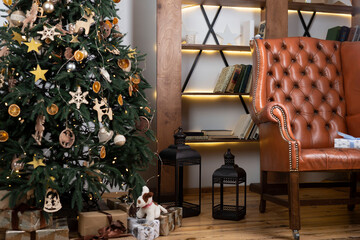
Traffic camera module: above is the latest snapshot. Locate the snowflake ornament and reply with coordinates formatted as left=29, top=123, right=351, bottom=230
left=37, top=25, right=61, bottom=41
left=69, top=86, right=89, bottom=109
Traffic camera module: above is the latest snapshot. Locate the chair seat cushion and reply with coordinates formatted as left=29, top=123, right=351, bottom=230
left=300, top=148, right=360, bottom=171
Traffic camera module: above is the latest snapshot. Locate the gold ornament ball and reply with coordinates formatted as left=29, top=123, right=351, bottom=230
left=114, top=134, right=126, bottom=146
left=81, top=49, right=88, bottom=59
left=10, top=10, right=25, bottom=27
left=43, top=1, right=55, bottom=14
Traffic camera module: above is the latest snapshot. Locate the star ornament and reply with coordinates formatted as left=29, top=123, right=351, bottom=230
left=24, top=38, right=42, bottom=53
left=27, top=157, right=46, bottom=169
left=12, top=31, right=26, bottom=45
left=69, top=86, right=89, bottom=109
left=37, top=25, right=61, bottom=41
left=30, top=64, right=48, bottom=82
left=216, top=25, right=240, bottom=45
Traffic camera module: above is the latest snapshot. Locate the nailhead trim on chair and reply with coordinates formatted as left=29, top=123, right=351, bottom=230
left=252, top=40, right=261, bottom=115
left=270, top=105, right=299, bottom=171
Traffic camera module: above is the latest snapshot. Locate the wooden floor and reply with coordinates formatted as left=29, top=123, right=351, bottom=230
left=159, top=187, right=360, bottom=240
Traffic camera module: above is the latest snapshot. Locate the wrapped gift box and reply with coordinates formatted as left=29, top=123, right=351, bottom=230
left=0, top=191, right=10, bottom=211
left=78, top=209, right=127, bottom=236
left=35, top=218, right=69, bottom=240
left=16, top=210, right=52, bottom=232
left=334, top=132, right=360, bottom=149
left=128, top=218, right=160, bottom=240
left=158, top=211, right=175, bottom=236
left=107, top=198, right=134, bottom=215
left=0, top=231, right=5, bottom=240
left=5, top=230, right=31, bottom=240
left=168, top=207, right=182, bottom=228
left=0, top=210, right=12, bottom=230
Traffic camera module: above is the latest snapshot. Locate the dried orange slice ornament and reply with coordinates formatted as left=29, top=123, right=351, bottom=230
left=130, top=74, right=141, bottom=84
left=0, top=130, right=9, bottom=142
left=113, top=0, right=121, bottom=3
left=100, top=146, right=106, bottom=159
left=118, top=94, right=123, bottom=106
left=46, top=104, right=59, bottom=115
left=8, top=104, right=20, bottom=117
left=117, top=59, right=131, bottom=72
left=3, top=0, right=12, bottom=6
left=74, top=50, right=84, bottom=62
left=93, top=81, right=101, bottom=93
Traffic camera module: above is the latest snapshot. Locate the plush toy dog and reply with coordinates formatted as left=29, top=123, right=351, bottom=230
left=136, top=186, right=167, bottom=220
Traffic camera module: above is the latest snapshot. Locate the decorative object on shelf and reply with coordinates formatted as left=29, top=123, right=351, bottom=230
left=136, top=186, right=168, bottom=221
left=93, top=98, right=113, bottom=122
left=43, top=188, right=62, bottom=213
left=98, top=127, right=114, bottom=143
left=258, top=21, right=266, bottom=39
left=0, top=130, right=9, bottom=142
left=8, top=104, right=20, bottom=117
left=216, top=25, right=240, bottom=45
left=69, top=86, right=89, bottom=109
left=32, top=114, right=45, bottom=145
left=114, top=134, right=126, bottom=146
left=59, top=128, right=75, bottom=148
left=212, top=149, right=246, bottom=221
left=158, top=127, right=201, bottom=218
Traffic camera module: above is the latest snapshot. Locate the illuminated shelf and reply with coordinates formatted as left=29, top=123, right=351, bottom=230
left=182, top=92, right=249, bottom=96
left=186, top=139, right=259, bottom=143
left=182, top=0, right=353, bottom=14
left=288, top=2, right=352, bottom=14
left=182, top=0, right=265, bottom=8
left=182, top=44, right=251, bottom=51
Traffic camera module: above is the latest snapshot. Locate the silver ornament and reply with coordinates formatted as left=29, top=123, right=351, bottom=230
left=114, top=134, right=126, bottom=146
left=10, top=10, right=25, bottom=27
left=81, top=49, right=88, bottom=59
left=43, top=1, right=55, bottom=14
left=66, top=62, right=76, bottom=72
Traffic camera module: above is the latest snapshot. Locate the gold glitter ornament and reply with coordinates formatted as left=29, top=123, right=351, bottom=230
left=0, top=130, right=9, bottom=142
left=8, top=104, right=20, bottom=117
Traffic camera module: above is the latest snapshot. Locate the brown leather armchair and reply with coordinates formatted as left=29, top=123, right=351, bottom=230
left=250, top=37, right=360, bottom=239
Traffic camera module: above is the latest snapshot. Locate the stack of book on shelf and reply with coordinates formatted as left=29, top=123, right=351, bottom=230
left=213, top=64, right=253, bottom=94
left=184, top=114, right=259, bottom=141
left=233, top=114, right=259, bottom=140
left=326, top=25, right=360, bottom=42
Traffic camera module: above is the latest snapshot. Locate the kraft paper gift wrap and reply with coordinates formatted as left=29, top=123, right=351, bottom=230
left=0, top=210, right=12, bottom=230
left=158, top=211, right=175, bottom=236
left=78, top=209, right=128, bottom=236
left=334, top=132, right=360, bottom=149
left=128, top=217, right=160, bottom=240
left=107, top=198, right=133, bottom=215
left=16, top=210, right=52, bottom=232
left=168, top=207, right=183, bottom=228
left=5, top=230, right=31, bottom=240
left=35, top=218, right=69, bottom=240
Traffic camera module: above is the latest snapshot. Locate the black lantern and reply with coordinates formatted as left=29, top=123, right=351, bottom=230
left=212, top=149, right=246, bottom=220
left=158, top=127, right=201, bottom=218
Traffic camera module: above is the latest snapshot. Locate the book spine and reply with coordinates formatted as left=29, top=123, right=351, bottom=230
left=239, top=65, right=252, bottom=93
left=225, top=65, right=242, bottom=93
left=233, top=64, right=246, bottom=93
left=220, top=65, right=236, bottom=93
left=213, top=67, right=230, bottom=93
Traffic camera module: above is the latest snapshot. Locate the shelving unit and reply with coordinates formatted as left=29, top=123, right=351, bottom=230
left=182, top=44, right=251, bottom=51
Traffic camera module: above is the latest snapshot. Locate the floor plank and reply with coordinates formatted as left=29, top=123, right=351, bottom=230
left=159, top=187, right=360, bottom=240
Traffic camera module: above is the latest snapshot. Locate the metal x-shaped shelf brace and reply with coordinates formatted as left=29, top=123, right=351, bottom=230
left=182, top=5, right=229, bottom=93
left=298, top=10, right=317, bottom=37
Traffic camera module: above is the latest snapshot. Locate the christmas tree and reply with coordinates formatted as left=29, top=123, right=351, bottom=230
left=0, top=0, right=155, bottom=213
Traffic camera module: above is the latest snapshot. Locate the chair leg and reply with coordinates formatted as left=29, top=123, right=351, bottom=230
left=348, top=172, right=357, bottom=211
left=259, top=170, right=267, bottom=213
left=288, top=172, right=301, bottom=235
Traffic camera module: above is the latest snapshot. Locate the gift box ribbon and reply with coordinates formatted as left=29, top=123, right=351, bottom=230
left=83, top=210, right=131, bottom=240
left=338, top=132, right=360, bottom=148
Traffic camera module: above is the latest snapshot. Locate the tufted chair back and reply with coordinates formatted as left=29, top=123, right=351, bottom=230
left=252, top=37, right=347, bottom=149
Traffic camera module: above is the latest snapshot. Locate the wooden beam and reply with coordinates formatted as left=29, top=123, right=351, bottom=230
left=352, top=0, right=360, bottom=26
left=265, top=0, right=288, bottom=39
left=156, top=0, right=182, bottom=194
